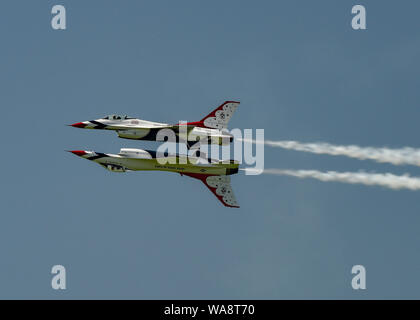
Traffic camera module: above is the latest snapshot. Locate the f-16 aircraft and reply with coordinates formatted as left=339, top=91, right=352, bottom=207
left=70, top=101, right=239, bottom=148
left=69, top=148, right=240, bottom=208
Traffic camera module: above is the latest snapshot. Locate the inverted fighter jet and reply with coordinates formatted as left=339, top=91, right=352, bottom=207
left=69, top=148, right=240, bottom=208
left=70, top=101, right=239, bottom=148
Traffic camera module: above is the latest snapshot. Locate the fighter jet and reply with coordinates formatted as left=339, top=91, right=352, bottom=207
left=69, top=101, right=239, bottom=148
left=68, top=148, right=240, bottom=208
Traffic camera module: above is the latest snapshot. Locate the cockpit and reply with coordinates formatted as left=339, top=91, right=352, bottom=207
left=103, top=115, right=133, bottom=120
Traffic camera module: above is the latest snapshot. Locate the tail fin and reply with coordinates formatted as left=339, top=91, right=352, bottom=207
left=188, top=101, right=239, bottom=130
left=181, top=173, right=239, bottom=208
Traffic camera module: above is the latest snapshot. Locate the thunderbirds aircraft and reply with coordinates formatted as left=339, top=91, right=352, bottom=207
left=70, top=101, right=239, bottom=148
left=69, top=148, right=240, bottom=208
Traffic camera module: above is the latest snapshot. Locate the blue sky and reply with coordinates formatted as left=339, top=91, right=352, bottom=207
left=1, top=0, right=420, bottom=298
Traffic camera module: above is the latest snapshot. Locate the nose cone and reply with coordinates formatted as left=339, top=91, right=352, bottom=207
left=69, top=122, right=87, bottom=128
left=68, top=150, right=87, bottom=157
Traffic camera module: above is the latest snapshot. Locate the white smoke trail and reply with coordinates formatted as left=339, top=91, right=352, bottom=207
left=240, top=138, right=420, bottom=167
left=241, top=168, right=420, bottom=190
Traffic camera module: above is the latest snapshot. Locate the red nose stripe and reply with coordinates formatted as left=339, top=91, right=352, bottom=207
left=70, top=122, right=87, bottom=128
left=69, top=150, right=87, bottom=157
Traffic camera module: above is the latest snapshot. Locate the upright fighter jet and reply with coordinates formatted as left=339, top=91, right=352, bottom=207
left=69, top=148, right=240, bottom=208
left=70, top=101, right=239, bottom=148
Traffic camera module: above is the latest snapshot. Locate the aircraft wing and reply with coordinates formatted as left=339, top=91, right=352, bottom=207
left=181, top=173, right=239, bottom=208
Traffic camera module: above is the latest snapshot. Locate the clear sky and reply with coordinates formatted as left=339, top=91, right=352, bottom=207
left=1, top=0, right=420, bottom=299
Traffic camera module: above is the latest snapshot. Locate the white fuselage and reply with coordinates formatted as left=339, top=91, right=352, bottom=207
left=77, top=117, right=233, bottom=144
left=74, top=148, right=239, bottom=176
